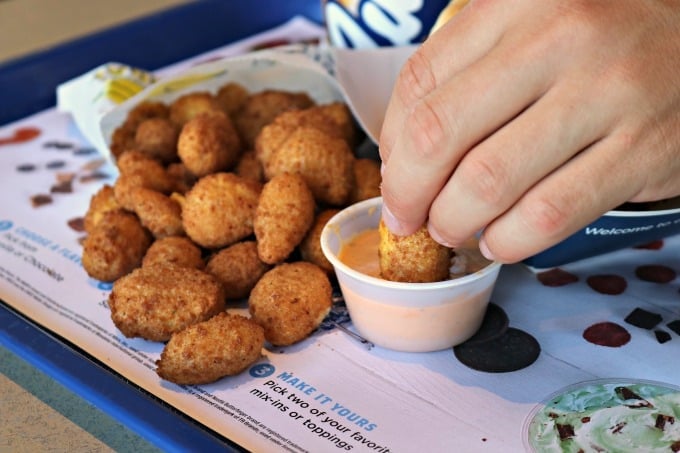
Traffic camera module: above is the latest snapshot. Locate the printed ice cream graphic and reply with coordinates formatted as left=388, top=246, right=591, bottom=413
left=527, top=381, right=680, bottom=452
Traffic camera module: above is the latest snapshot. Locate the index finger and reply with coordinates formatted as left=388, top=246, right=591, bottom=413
left=379, top=0, right=510, bottom=163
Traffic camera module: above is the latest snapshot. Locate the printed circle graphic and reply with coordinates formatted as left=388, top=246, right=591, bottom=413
left=0, top=220, right=13, bottom=231
left=249, top=363, right=275, bottom=378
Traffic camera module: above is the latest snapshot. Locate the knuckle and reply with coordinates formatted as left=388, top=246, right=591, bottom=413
left=519, top=195, right=573, bottom=238
left=458, top=155, right=509, bottom=207
left=397, top=51, right=437, bottom=104
left=406, top=97, right=448, bottom=159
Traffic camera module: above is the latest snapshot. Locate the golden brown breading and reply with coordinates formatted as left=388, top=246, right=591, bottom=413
left=265, top=127, right=355, bottom=206
left=110, top=101, right=169, bottom=159
left=113, top=151, right=174, bottom=210
left=134, top=117, right=179, bottom=164
left=300, top=209, right=340, bottom=274
left=168, top=91, right=222, bottom=127
left=126, top=100, right=169, bottom=126
left=142, top=236, right=204, bottom=269
left=254, top=173, right=315, bottom=264
left=254, top=107, right=348, bottom=171
left=234, top=150, right=264, bottom=183
left=314, top=102, right=358, bottom=147
left=166, top=162, right=198, bottom=194
left=249, top=262, right=332, bottom=346
left=349, top=158, right=382, bottom=204
left=108, top=263, right=225, bottom=342
left=83, top=184, right=120, bottom=234
left=215, top=82, right=249, bottom=119
left=177, top=111, right=241, bottom=177
left=205, top=241, right=270, bottom=300
left=378, top=219, right=452, bottom=283
left=156, top=312, right=264, bottom=385
left=235, top=89, right=315, bottom=149
left=130, top=188, right=184, bottom=238
left=182, top=172, right=261, bottom=248
left=82, top=209, right=152, bottom=282
left=110, top=121, right=136, bottom=160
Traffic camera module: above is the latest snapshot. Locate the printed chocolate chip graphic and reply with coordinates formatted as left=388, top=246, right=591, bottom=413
left=79, top=171, right=110, bottom=183
left=654, top=330, right=672, bottom=344
left=30, top=194, right=53, bottom=208
left=460, top=303, right=509, bottom=345
left=43, top=140, right=73, bottom=149
left=16, top=163, right=36, bottom=172
left=624, top=307, right=663, bottom=330
left=583, top=322, right=631, bottom=347
left=586, top=274, right=627, bottom=295
left=73, top=147, right=97, bottom=156
left=67, top=217, right=86, bottom=232
left=635, top=264, right=677, bottom=284
left=536, top=268, right=579, bottom=287
left=50, top=180, right=73, bottom=193
left=454, top=327, right=540, bottom=373
left=633, top=239, right=664, bottom=250
left=46, top=160, right=66, bottom=169
left=666, top=320, right=680, bottom=336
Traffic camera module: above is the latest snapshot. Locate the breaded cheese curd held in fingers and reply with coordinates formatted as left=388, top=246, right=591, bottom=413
left=182, top=172, right=261, bottom=249
left=108, top=263, right=225, bottom=342
left=156, top=312, right=264, bottom=385
left=378, top=219, right=452, bottom=283
left=249, top=262, right=332, bottom=346
left=254, top=173, right=315, bottom=264
left=82, top=209, right=152, bottom=282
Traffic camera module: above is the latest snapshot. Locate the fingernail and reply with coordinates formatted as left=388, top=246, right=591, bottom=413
left=478, top=238, right=496, bottom=262
left=427, top=224, right=454, bottom=248
left=381, top=203, right=406, bottom=235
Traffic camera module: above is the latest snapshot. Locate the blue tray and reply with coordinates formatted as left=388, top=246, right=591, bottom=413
left=0, top=1, right=323, bottom=450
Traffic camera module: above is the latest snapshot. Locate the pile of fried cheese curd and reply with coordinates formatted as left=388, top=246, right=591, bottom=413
left=81, top=83, right=381, bottom=384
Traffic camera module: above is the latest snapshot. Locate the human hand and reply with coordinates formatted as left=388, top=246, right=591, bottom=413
left=379, top=0, right=680, bottom=263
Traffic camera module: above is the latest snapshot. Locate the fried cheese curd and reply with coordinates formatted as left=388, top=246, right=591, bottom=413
left=166, top=162, right=198, bottom=194
left=156, top=312, right=264, bottom=385
left=300, top=209, right=340, bottom=274
left=349, top=158, right=381, bottom=204
left=215, top=82, right=249, bottom=119
left=83, top=184, right=120, bottom=234
left=265, top=127, right=355, bottom=206
left=254, top=105, right=351, bottom=172
left=177, top=111, right=242, bottom=177
left=205, top=241, right=270, bottom=300
left=110, top=101, right=169, bottom=159
left=142, top=236, right=205, bottom=269
left=249, top=262, right=332, bottom=346
left=235, top=89, right=315, bottom=149
left=378, top=219, right=452, bottom=283
left=254, top=173, right=315, bottom=264
left=82, top=209, right=152, bottom=282
left=234, top=150, right=264, bottom=183
left=129, top=187, right=184, bottom=238
left=182, top=172, right=261, bottom=248
left=113, top=150, right=174, bottom=210
left=108, top=263, right=225, bottom=342
left=169, top=91, right=223, bottom=128
left=134, top=117, right=179, bottom=164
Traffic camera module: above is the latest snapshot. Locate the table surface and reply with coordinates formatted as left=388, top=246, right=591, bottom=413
left=0, top=1, right=321, bottom=451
